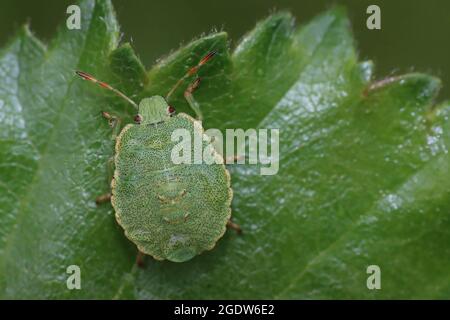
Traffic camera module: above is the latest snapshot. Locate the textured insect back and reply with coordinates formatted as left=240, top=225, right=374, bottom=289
left=112, top=110, right=232, bottom=263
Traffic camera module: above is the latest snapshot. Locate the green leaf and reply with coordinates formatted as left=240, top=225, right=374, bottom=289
left=1, top=0, right=449, bottom=299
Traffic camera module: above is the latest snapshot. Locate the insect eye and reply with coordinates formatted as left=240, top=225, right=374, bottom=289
left=168, top=106, right=176, bottom=115
left=134, top=114, right=142, bottom=124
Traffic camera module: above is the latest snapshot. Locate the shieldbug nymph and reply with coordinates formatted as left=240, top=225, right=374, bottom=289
left=76, top=51, right=241, bottom=264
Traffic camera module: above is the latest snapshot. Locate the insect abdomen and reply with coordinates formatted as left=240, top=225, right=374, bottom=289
left=112, top=115, right=232, bottom=262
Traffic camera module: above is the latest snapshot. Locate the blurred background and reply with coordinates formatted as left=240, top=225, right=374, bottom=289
left=0, top=0, right=449, bottom=98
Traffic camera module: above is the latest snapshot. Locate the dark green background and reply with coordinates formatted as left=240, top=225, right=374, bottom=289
left=0, top=0, right=449, bottom=98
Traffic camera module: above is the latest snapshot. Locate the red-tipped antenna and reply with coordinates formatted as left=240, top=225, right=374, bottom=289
left=75, top=71, right=138, bottom=109
left=166, top=50, right=217, bottom=101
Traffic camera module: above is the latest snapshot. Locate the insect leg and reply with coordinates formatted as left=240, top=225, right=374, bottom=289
left=225, top=154, right=245, bottom=164
left=101, top=111, right=122, bottom=140
left=227, top=220, right=242, bottom=234
left=166, top=50, right=216, bottom=101
left=95, top=193, right=111, bottom=205
left=95, top=157, right=115, bottom=205
left=136, top=251, right=145, bottom=268
left=184, top=77, right=203, bottom=121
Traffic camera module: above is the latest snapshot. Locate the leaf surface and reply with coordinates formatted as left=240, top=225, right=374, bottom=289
left=0, top=0, right=449, bottom=299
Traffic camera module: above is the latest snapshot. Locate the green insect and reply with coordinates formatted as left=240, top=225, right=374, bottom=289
left=76, top=51, right=240, bottom=264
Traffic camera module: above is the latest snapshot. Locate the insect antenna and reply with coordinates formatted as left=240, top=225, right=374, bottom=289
left=165, top=50, right=217, bottom=101
left=75, top=71, right=138, bottom=110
